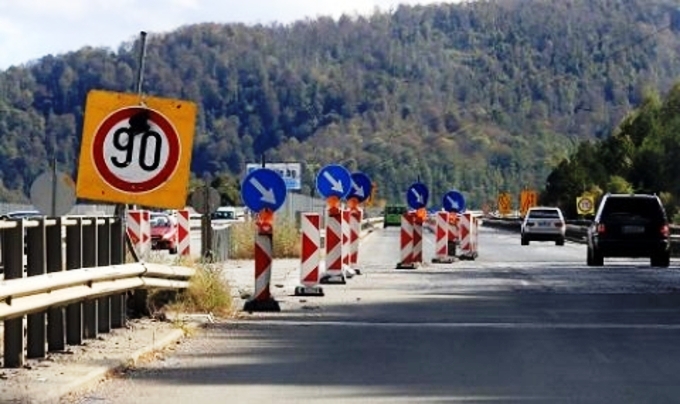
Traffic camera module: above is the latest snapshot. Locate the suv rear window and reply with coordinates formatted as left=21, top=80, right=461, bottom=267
left=600, top=197, right=665, bottom=221
left=528, top=209, right=561, bottom=219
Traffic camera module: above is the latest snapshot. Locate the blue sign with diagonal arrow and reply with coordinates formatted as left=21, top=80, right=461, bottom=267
left=347, top=172, right=372, bottom=203
left=406, top=182, right=429, bottom=210
left=443, top=190, right=466, bottom=213
left=241, top=168, right=287, bottom=212
left=316, top=164, right=351, bottom=199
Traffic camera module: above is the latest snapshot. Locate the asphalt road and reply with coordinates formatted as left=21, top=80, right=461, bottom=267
left=68, top=225, right=680, bottom=404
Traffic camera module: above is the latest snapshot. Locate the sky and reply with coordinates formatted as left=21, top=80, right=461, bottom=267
left=0, top=0, right=455, bottom=69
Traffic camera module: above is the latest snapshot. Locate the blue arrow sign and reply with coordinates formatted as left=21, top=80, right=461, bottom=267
left=241, top=168, right=287, bottom=212
left=316, top=164, right=352, bottom=199
left=347, top=172, right=372, bottom=203
left=443, top=190, right=466, bottom=213
left=406, top=182, right=429, bottom=210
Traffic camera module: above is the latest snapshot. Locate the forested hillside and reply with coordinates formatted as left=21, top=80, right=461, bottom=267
left=1, top=0, right=680, bottom=207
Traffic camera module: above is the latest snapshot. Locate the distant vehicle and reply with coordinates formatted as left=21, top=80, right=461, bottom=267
left=211, top=206, right=244, bottom=222
left=586, top=193, right=670, bottom=267
left=383, top=205, right=408, bottom=228
left=1, top=210, right=43, bottom=220
left=521, top=206, right=566, bottom=246
left=150, top=213, right=178, bottom=254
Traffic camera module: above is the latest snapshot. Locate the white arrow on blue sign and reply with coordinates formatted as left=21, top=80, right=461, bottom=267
left=241, top=168, right=287, bottom=212
left=443, top=190, right=466, bottom=213
left=406, top=182, right=429, bottom=210
left=316, top=164, right=352, bottom=199
left=347, top=172, right=372, bottom=203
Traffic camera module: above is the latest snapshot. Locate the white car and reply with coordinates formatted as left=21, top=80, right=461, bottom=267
left=521, top=207, right=566, bottom=246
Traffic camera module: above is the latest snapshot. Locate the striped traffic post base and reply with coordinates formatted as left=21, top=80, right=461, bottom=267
left=413, top=213, right=423, bottom=265
left=341, top=208, right=356, bottom=279
left=126, top=210, right=150, bottom=259
left=396, top=212, right=416, bottom=269
left=176, top=209, right=191, bottom=256
left=320, top=207, right=346, bottom=284
left=295, top=213, right=324, bottom=296
left=243, top=210, right=280, bottom=312
left=349, top=208, right=362, bottom=274
left=458, top=213, right=478, bottom=260
left=448, top=214, right=459, bottom=258
left=432, top=211, right=455, bottom=263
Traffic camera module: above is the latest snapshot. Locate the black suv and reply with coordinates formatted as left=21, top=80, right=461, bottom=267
left=587, top=193, right=670, bottom=267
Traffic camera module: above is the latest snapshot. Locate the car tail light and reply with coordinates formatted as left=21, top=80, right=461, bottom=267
left=661, top=224, right=670, bottom=238
left=554, top=222, right=564, bottom=227
left=527, top=223, right=535, bottom=227
left=597, top=223, right=606, bottom=234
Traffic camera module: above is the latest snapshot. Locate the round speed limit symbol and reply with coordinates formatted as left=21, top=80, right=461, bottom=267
left=92, top=107, right=181, bottom=193
left=578, top=197, right=593, bottom=212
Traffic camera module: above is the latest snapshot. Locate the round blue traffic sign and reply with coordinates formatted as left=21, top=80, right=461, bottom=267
left=347, top=172, right=372, bottom=203
left=406, top=182, right=429, bottom=210
left=443, top=190, right=466, bottom=213
left=241, top=168, right=287, bottom=212
left=316, top=164, right=352, bottom=199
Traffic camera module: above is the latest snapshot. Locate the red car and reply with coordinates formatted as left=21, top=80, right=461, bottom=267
left=150, top=213, right=178, bottom=254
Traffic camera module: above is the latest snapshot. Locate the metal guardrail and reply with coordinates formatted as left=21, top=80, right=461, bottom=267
left=0, top=215, right=196, bottom=369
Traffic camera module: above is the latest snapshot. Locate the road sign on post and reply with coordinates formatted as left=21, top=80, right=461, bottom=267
left=241, top=168, right=288, bottom=213
left=443, top=190, right=466, bottom=213
left=316, top=164, right=352, bottom=200
left=406, top=182, right=429, bottom=210
left=30, top=170, right=76, bottom=217
left=576, top=193, right=595, bottom=216
left=347, top=172, right=372, bottom=203
left=497, top=192, right=512, bottom=216
left=520, top=189, right=539, bottom=217
left=76, top=90, right=197, bottom=209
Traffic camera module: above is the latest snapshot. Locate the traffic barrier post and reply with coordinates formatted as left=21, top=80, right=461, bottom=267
left=243, top=209, right=280, bottom=312
left=320, top=202, right=346, bottom=284
left=176, top=209, right=191, bottom=256
left=349, top=208, right=362, bottom=274
left=396, top=211, right=417, bottom=269
left=432, top=211, right=456, bottom=263
left=295, top=213, right=324, bottom=296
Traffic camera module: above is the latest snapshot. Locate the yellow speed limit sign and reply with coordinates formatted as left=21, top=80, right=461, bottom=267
left=576, top=194, right=595, bottom=215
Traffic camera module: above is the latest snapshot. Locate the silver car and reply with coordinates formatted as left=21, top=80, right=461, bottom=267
left=521, top=207, right=566, bottom=246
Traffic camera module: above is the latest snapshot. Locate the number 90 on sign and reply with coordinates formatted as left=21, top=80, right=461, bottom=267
left=92, top=107, right=180, bottom=194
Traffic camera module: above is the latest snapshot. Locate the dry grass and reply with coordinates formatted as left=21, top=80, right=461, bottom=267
left=229, top=217, right=301, bottom=259
left=147, top=256, right=233, bottom=318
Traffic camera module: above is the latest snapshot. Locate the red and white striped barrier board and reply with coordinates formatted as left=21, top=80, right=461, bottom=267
left=396, top=212, right=416, bottom=269
left=295, top=213, right=324, bottom=296
left=458, top=212, right=478, bottom=260
left=176, top=209, right=191, bottom=256
left=321, top=209, right=345, bottom=283
left=413, top=215, right=423, bottom=265
left=342, top=209, right=351, bottom=268
left=349, top=209, right=362, bottom=270
left=243, top=224, right=281, bottom=312
left=448, top=214, right=459, bottom=258
left=126, top=210, right=150, bottom=259
left=432, top=211, right=455, bottom=263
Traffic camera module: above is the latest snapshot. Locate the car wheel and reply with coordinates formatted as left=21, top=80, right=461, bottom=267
left=651, top=252, right=670, bottom=268
left=169, top=246, right=178, bottom=255
left=521, top=236, right=529, bottom=246
left=556, top=238, right=565, bottom=246
left=592, top=248, right=604, bottom=266
left=587, top=247, right=594, bottom=266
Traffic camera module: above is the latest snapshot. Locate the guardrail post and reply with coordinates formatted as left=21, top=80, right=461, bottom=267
left=110, top=216, right=126, bottom=328
left=82, top=217, right=98, bottom=339
left=47, top=217, right=66, bottom=352
left=26, top=218, right=47, bottom=359
left=3, top=220, right=25, bottom=368
left=66, top=218, right=83, bottom=345
left=97, top=217, right=111, bottom=333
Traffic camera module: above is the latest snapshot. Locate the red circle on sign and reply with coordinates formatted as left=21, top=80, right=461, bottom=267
left=92, top=107, right=181, bottom=193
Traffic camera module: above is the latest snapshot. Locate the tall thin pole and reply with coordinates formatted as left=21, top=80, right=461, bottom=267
left=135, top=31, right=148, bottom=97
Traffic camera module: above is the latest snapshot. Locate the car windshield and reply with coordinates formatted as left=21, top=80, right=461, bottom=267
left=213, top=210, right=235, bottom=220
left=151, top=215, right=171, bottom=227
left=386, top=206, right=406, bottom=214
left=528, top=209, right=561, bottom=219
left=601, top=197, right=664, bottom=220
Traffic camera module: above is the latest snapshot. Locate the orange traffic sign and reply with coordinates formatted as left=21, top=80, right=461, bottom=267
left=520, top=190, right=538, bottom=216
left=76, top=90, right=197, bottom=209
left=497, top=192, right=512, bottom=215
